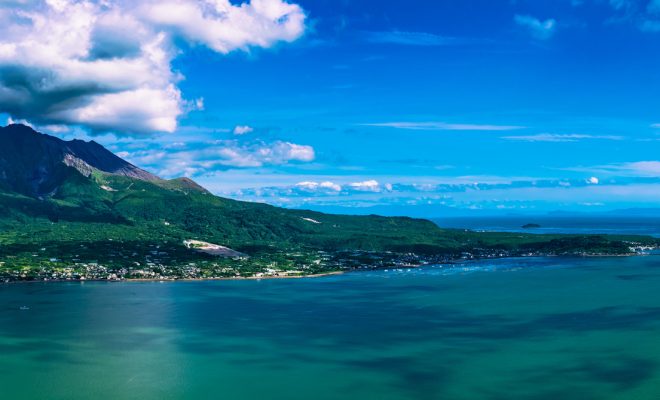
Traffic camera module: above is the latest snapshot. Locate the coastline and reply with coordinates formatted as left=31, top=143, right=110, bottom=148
left=2, top=251, right=656, bottom=284
left=1, top=270, right=347, bottom=284
left=133, top=270, right=347, bottom=282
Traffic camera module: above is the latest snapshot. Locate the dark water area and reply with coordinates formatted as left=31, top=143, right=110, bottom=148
left=2, top=255, right=660, bottom=399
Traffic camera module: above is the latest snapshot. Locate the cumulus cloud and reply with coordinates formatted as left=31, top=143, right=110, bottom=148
left=0, top=0, right=306, bottom=134
left=514, top=15, right=557, bottom=40
left=123, top=138, right=315, bottom=177
left=233, top=125, right=254, bottom=135
left=349, top=180, right=383, bottom=192
left=296, top=181, right=342, bottom=192
left=217, top=140, right=314, bottom=168
left=227, top=176, right=660, bottom=211
left=230, top=178, right=404, bottom=199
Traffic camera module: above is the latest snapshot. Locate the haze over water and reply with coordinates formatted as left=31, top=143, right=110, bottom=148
left=2, top=254, right=660, bottom=400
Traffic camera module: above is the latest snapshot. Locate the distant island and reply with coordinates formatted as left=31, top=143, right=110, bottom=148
left=522, top=223, right=542, bottom=229
left=0, top=124, right=658, bottom=282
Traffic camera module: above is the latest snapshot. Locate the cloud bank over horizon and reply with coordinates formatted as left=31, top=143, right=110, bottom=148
left=2, top=0, right=659, bottom=215
left=0, top=0, right=306, bottom=135
left=218, top=176, right=660, bottom=215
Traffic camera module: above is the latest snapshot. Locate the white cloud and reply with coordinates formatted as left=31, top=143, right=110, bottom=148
left=61, top=86, right=184, bottom=133
left=321, top=181, right=343, bottom=191
left=218, top=141, right=315, bottom=168
left=227, top=177, right=409, bottom=199
left=502, top=133, right=624, bottom=142
left=349, top=180, right=382, bottom=192
left=568, top=161, right=660, bottom=178
left=194, top=98, right=205, bottom=110
left=0, top=0, right=306, bottom=134
left=363, top=122, right=524, bottom=131
left=141, top=0, right=305, bottom=54
left=514, top=14, right=557, bottom=40
left=295, top=181, right=342, bottom=192
left=6, top=116, right=33, bottom=127
left=233, top=125, right=254, bottom=135
left=616, top=161, right=660, bottom=176
left=223, top=176, right=660, bottom=212
left=123, top=139, right=315, bottom=176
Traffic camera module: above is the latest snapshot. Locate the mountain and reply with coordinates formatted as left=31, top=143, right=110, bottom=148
left=0, top=124, right=450, bottom=251
left=0, top=124, right=655, bottom=281
left=0, top=124, right=158, bottom=197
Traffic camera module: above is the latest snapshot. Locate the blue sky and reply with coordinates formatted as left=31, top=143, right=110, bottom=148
left=2, top=0, right=660, bottom=216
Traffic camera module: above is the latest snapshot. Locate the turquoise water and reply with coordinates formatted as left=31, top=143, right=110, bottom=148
left=2, top=256, right=660, bottom=399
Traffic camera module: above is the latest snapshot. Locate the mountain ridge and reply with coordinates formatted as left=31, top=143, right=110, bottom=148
left=0, top=124, right=656, bottom=281
left=0, top=124, right=160, bottom=197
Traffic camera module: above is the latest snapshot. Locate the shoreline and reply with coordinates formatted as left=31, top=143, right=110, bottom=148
left=1, top=270, right=347, bottom=284
left=130, top=270, right=347, bottom=282
left=2, top=252, right=656, bottom=284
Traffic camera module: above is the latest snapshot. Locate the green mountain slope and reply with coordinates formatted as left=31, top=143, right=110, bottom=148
left=0, top=124, right=656, bottom=281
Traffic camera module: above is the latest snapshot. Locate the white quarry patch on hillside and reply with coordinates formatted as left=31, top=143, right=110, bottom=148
left=183, top=240, right=247, bottom=258
left=63, top=154, right=94, bottom=177
left=100, top=185, right=117, bottom=192
left=301, top=217, right=321, bottom=224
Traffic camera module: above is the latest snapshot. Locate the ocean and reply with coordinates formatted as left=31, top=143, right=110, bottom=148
left=2, top=220, right=660, bottom=399
left=435, top=215, right=660, bottom=237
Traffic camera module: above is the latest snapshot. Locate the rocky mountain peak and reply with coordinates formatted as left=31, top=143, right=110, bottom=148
left=0, top=124, right=161, bottom=197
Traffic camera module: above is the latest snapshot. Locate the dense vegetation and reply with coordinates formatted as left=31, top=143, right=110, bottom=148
left=0, top=124, right=657, bottom=281
left=0, top=170, right=657, bottom=281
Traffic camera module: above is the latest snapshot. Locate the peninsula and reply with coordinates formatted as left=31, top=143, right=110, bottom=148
left=0, top=125, right=657, bottom=282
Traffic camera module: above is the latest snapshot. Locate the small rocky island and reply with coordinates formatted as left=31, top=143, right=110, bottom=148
left=522, top=223, right=541, bottom=229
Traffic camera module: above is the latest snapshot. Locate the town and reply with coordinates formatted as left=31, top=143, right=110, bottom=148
left=1, top=240, right=655, bottom=283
